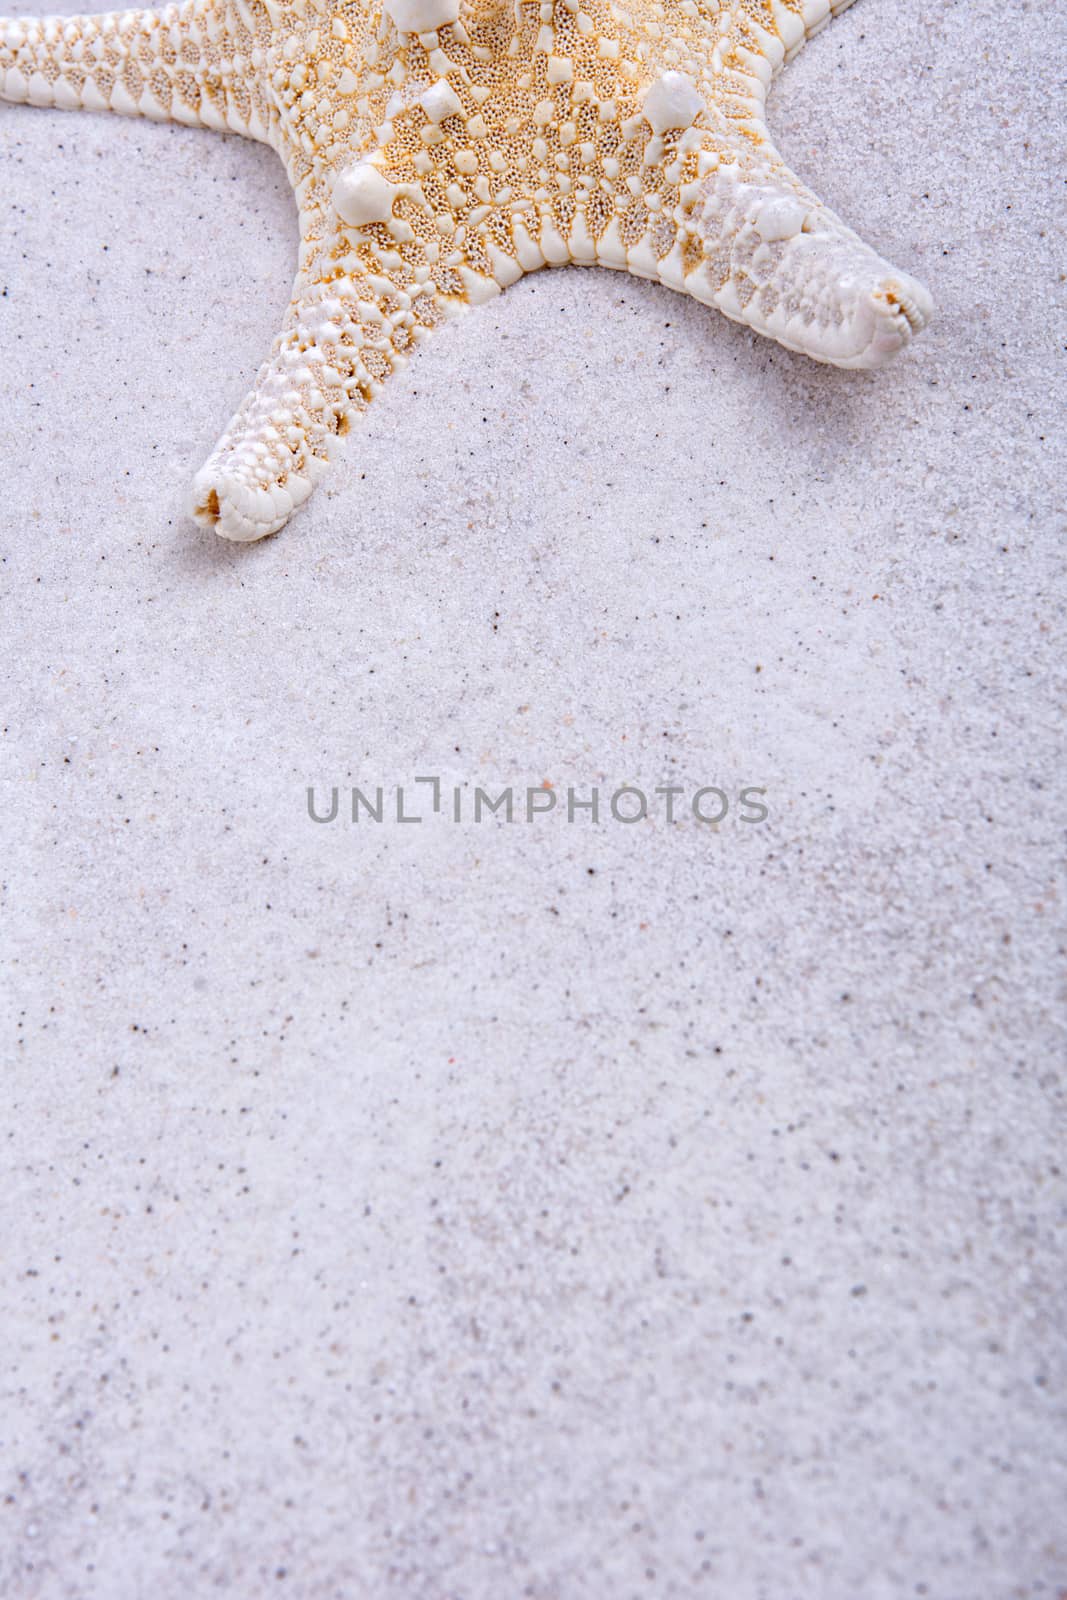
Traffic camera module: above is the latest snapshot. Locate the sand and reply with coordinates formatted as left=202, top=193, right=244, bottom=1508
left=1, top=0, right=1064, bottom=1593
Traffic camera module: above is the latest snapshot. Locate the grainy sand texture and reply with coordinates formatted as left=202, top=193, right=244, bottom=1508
left=1, top=0, right=1064, bottom=1594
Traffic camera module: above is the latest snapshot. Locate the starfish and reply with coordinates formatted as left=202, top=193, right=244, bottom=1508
left=1, top=0, right=933, bottom=540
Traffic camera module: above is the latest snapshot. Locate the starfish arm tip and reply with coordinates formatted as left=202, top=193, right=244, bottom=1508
left=847, top=275, right=935, bottom=369
left=189, top=462, right=314, bottom=542
left=781, top=261, right=935, bottom=370
left=675, top=159, right=934, bottom=369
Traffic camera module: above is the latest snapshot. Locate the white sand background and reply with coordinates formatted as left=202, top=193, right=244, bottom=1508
left=1, top=0, right=1064, bottom=1594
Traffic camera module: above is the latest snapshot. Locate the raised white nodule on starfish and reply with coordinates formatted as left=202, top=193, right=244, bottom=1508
left=1, top=0, right=933, bottom=541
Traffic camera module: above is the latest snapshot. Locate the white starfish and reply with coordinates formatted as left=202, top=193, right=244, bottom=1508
left=1, top=0, right=933, bottom=540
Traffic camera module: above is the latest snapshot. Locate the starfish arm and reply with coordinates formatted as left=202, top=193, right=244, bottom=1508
left=661, top=141, right=933, bottom=368
left=190, top=189, right=453, bottom=541
left=0, top=0, right=273, bottom=138
left=661, top=0, right=933, bottom=366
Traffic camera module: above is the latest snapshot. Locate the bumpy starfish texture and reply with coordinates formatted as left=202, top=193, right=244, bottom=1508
left=1, top=0, right=933, bottom=540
